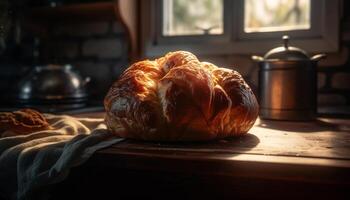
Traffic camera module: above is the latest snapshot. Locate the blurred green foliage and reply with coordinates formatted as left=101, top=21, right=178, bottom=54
left=166, top=0, right=223, bottom=35
left=245, top=0, right=310, bottom=31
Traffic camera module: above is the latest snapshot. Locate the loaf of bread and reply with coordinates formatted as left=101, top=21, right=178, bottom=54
left=0, top=108, right=51, bottom=136
left=104, top=51, right=259, bottom=141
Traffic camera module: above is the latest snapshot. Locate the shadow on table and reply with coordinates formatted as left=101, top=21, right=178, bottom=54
left=119, top=133, right=260, bottom=154
left=49, top=134, right=261, bottom=199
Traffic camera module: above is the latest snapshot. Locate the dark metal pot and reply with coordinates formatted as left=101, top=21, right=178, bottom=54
left=252, top=35, right=326, bottom=121
left=15, top=64, right=90, bottom=105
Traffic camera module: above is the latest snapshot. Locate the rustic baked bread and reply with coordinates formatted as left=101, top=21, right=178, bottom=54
left=104, top=51, right=259, bottom=141
left=0, top=108, right=51, bottom=135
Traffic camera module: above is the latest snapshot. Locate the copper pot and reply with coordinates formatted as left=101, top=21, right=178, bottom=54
left=252, top=35, right=326, bottom=121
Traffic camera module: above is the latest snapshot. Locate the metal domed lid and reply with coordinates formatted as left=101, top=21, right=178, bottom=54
left=264, top=35, right=310, bottom=60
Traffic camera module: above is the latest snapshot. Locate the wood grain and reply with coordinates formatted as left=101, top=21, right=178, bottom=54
left=73, top=112, right=350, bottom=180
left=93, top=117, right=350, bottom=160
left=58, top=114, right=350, bottom=199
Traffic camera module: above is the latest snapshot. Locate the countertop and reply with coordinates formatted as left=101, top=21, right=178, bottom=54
left=55, top=112, right=350, bottom=199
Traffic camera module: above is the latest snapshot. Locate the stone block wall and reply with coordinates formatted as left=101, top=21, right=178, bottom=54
left=0, top=1, right=349, bottom=110
left=46, top=21, right=129, bottom=100
left=0, top=17, right=128, bottom=103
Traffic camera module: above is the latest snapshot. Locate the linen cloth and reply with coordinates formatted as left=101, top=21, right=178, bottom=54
left=0, top=114, right=123, bottom=200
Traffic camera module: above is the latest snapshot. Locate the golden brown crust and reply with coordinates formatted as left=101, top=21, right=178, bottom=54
left=104, top=51, right=259, bottom=141
left=0, top=108, right=51, bottom=135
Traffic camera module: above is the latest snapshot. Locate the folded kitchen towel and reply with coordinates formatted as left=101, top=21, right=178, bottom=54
left=0, top=114, right=124, bottom=200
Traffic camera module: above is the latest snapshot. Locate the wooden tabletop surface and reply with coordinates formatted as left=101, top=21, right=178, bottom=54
left=75, top=112, right=350, bottom=184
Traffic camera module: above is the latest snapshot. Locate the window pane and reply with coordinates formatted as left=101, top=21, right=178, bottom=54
left=163, top=0, right=224, bottom=36
left=244, top=0, right=311, bottom=33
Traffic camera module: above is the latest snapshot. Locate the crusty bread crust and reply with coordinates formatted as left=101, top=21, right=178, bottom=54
left=104, top=51, right=259, bottom=141
left=0, top=108, right=51, bottom=135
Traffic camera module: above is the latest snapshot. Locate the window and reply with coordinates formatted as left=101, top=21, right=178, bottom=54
left=163, top=0, right=224, bottom=36
left=140, top=0, right=339, bottom=57
left=244, top=0, right=310, bottom=33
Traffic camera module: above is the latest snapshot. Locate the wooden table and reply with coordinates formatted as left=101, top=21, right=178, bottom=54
left=54, top=113, right=350, bottom=200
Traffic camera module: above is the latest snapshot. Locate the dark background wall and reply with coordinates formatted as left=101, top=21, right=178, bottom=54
left=0, top=1, right=129, bottom=103
left=46, top=21, right=129, bottom=99
left=0, top=0, right=349, bottom=111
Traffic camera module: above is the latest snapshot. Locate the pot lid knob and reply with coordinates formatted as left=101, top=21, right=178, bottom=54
left=264, top=35, right=309, bottom=60
left=282, top=35, right=289, bottom=49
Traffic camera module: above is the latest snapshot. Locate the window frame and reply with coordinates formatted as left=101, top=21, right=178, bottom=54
left=140, top=0, right=339, bottom=58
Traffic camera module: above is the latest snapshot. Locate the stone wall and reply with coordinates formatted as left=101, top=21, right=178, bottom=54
left=0, top=18, right=128, bottom=103
left=48, top=21, right=128, bottom=100
left=0, top=1, right=349, bottom=109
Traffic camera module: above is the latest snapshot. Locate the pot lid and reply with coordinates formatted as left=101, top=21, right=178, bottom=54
left=35, top=64, right=72, bottom=71
left=16, top=64, right=89, bottom=100
left=264, top=35, right=310, bottom=60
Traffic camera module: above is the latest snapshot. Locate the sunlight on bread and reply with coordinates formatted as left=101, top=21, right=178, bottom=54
left=104, top=51, right=259, bottom=141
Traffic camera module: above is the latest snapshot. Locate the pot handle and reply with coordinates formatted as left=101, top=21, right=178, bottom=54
left=311, top=54, right=326, bottom=61
left=251, top=55, right=264, bottom=62
left=83, top=77, right=91, bottom=86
